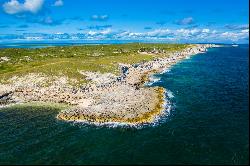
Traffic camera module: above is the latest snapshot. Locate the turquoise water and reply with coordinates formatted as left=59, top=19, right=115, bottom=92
left=0, top=45, right=249, bottom=164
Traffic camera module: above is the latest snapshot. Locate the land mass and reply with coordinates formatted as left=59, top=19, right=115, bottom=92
left=0, top=43, right=219, bottom=126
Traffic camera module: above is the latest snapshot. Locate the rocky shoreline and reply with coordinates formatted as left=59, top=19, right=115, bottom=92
left=0, top=44, right=219, bottom=125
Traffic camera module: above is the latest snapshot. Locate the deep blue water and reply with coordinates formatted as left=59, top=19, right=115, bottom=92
left=0, top=45, right=248, bottom=164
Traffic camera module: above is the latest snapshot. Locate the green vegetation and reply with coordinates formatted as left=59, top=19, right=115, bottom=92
left=0, top=43, right=191, bottom=85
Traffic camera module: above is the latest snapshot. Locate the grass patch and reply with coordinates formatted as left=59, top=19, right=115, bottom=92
left=0, top=43, right=192, bottom=84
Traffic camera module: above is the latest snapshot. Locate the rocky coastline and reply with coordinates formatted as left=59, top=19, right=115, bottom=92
left=0, top=44, right=218, bottom=125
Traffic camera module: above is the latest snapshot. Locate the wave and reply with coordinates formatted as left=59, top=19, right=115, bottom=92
left=166, top=90, right=174, bottom=98
left=146, top=75, right=161, bottom=86
left=160, top=69, right=171, bottom=74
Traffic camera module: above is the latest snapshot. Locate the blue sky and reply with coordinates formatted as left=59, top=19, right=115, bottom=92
left=0, top=0, right=249, bottom=43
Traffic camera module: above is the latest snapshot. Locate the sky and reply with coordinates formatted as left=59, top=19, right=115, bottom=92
left=0, top=0, right=249, bottom=43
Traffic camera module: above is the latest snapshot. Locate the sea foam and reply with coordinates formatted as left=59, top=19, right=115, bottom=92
left=166, top=90, right=174, bottom=98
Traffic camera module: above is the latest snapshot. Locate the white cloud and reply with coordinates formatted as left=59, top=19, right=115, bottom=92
left=87, top=31, right=97, bottom=36
left=175, top=17, right=195, bottom=25
left=3, top=0, right=22, bottom=14
left=221, top=32, right=239, bottom=41
left=101, top=28, right=112, bottom=35
left=83, top=27, right=249, bottom=42
left=100, top=15, right=108, bottom=20
left=190, top=29, right=200, bottom=34
left=220, top=30, right=249, bottom=41
left=114, top=31, right=130, bottom=38
left=53, top=0, right=63, bottom=7
left=202, top=29, right=210, bottom=33
left=147, top=29, right=171, bottom=37
left=91, top=14, right=109, bottom=21
left=87, top=28, right=112, bottom=36
left=2, top=26, right=248, bottom=43
left=128, top=28, right=246, bottom=42
left=24, top=0, right=44, bottom=13
left=225, top=24, right=249, bottom=30
left=44, top=16, right=53, bottom=24
left=241, top=29, right=249, bottom=33
left=3, top=0, right=44, bottom=14
left=211, top=30, right=217, bottom=34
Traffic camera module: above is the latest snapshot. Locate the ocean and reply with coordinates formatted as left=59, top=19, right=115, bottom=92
left=0, top=44, right=249, bottom=164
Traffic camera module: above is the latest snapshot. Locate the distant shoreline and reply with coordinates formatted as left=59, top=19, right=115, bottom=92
left=0, top=41, right=242, bottom=49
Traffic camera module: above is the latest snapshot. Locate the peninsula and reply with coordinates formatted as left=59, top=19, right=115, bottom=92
left=0, top=43, right=218, bottom=126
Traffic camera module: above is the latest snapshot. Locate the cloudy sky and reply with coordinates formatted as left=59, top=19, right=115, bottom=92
left=0, top=0, right=249, bottom=43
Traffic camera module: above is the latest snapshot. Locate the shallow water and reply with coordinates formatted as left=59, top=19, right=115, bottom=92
left=0, top=45, right=249, bottom=164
